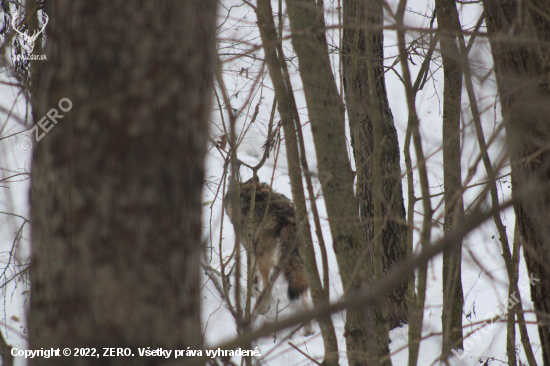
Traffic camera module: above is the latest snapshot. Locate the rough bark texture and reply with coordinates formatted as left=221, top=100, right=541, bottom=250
left=28, top=2, right=215, bottom=365
left=436, top=0, right=464, bottom=354
left=482, top=0, right=550, bottom=364
left=342, top=0, right=409, bottom=330
left=0, top=332, right=13, bottom=366
left=256, top=1, right=340, bottom=363
left=285, top=0, right=388, bottom=364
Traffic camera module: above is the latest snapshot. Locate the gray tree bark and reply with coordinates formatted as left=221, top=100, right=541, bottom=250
left=28, top=2, right=216, bottom=365
left=285, top=0, right=390, bottom=364
left=482, top=0, right=550, bottom=364
left=255, top=1, right=340, bottom=363
left=435, top=0, right=464, bottom=356
left=342, top=0, right=409, bottom=330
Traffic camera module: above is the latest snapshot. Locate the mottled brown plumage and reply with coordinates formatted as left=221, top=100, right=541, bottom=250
left=224, top=177, right=313, bottom=335
left=225, top=177, right=308, bottom=300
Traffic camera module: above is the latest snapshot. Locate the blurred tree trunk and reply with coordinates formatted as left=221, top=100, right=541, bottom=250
left=482, top=0, right=550, bottom=364
left=0, top=332, right=13, bottom=366
left=435, top=0, right=464, bottom=356
left=28, top=2, right=215, bottom=365
left=285, top=0, right=390, bottom=364
left=342, top=0, right=409, bottom=330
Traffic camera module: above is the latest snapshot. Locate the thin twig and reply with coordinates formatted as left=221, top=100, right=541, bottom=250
left=288, top=342, right=322, bottom=365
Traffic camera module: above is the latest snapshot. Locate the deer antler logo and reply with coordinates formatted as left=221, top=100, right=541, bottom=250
left=11, top=11, right=48, bottom=53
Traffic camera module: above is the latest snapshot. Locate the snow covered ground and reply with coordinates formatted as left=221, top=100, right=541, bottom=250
left=201, top=1, right=542, bottom=365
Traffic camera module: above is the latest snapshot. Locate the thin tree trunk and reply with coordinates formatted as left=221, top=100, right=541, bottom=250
left=435, top=0, right=465, bottom=357
left=28, top=2, right=216, bottom=365
left=394, top=2, right=434, bottom=365
left=457, top=14, right=519, bottom=364
left=512, top=223, right=538, bottom=366
left=342, top=0, right=409, bottom=330
left=256, top=1, right=340, bottom=364
left=481, top=1, right=550, bottom=364
left=459, top=24, right=536, bottom=364
left=273, top=3, right=331, bottom=300
left=285, top=0, right=384, bottom=364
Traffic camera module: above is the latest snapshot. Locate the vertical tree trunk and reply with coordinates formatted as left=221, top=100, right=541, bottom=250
left=29, top=2, right=215, bottom=365
left=436, top=0, right=464, bottom=356
left=342, top=0, right=409, bottom=330
left=482, top=0, right=550, bottom=364
left=255, top=1, right=340, bottom=363
left=285, top=0, right=389, bottom=364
